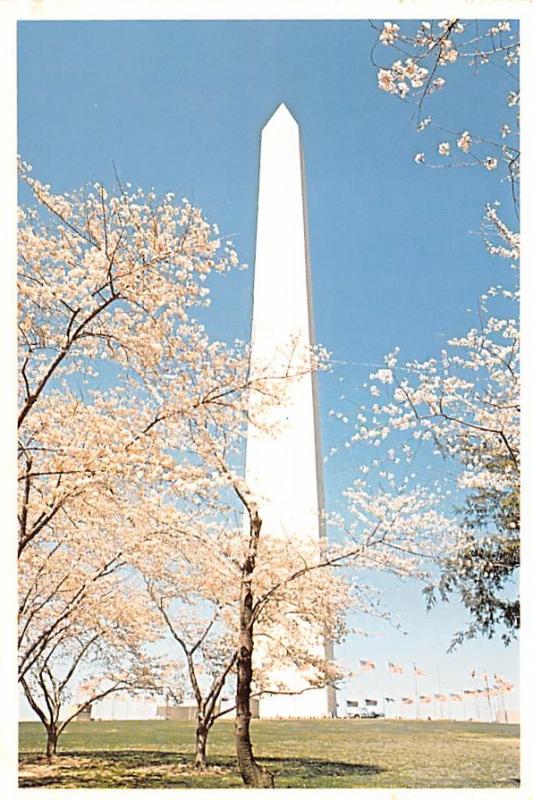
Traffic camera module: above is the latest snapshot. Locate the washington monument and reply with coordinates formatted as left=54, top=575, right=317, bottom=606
left=245, top=103, right=336, bottom=718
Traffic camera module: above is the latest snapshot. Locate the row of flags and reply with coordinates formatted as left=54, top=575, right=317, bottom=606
left=350, top=687, right=512, bottom=706
left=358, top=660, right=514, bottom=691
left=359, top=660, right=423, bottom=675
left=469, top=671, right=514, bottom=694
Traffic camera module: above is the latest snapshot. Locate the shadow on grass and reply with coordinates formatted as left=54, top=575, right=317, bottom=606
left=265, top=755, right=384, bottom=779
left=19, top=749, right=384, bottom=788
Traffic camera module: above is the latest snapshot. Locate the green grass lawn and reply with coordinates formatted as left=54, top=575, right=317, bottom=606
left=19, top=718, right=520, bottom=789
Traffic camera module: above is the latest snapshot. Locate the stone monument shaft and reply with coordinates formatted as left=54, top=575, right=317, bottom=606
left=246, top=103, right=335, bottom=718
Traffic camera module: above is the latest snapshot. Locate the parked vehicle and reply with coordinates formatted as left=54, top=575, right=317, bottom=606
left=348, top=709, right=384, bottom=719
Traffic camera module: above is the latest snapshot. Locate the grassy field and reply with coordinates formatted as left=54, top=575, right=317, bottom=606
left=19, top=718, right=520, bottom=789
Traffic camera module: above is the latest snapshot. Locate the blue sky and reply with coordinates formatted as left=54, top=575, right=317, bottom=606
left=18, top=19, right=519, bottom=718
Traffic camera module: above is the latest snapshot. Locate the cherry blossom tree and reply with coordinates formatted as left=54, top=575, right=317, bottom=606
left=230, top=470, right=460, bottom=786
left=17, top=386, right=248, bottom=765
left=337, top=18, right=522, bottom=648
left=20, top=576, right=164, bottom=762
left=17, top=160, right=254, bottom=566
left=130, top=364, right=344, bottom=781
left=17, top=165, right=351, bottom=785
left=141, top=491, right=353, bottom=776
left=371, top=18, right=519, bottom=214
left=16, top=165, right=258, bottom=764
left=174, top=381, right=458, bottom=787
left=142, top=536, right=239, bottom=769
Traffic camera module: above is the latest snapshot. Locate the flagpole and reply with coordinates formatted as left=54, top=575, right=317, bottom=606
left=471, top=669, right=480, bottom=721
left=501, top=687, right=508, bottom=724
left=436, top=663, right=443, bottom=720
left=483, top=673, right=494, bottom=723
left=498, top=682, right=507, bottom=722
left=413, top=663, right=420, bottom=721
left=497, top=688, right=503, bottom=722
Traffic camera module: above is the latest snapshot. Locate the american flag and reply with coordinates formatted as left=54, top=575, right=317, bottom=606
left=401, top=696, right=414, bottom=704
left=384, top=697, right=395, bottom=703
left=494, top=675, right=514, bottom=692
left=450, top=692, right=463, bottom=701
left=419, top=695, right=432, bottom=703
left=359, top=659, right=376, bottom=672
left=414, top=664, right=425, bottom=676
left=434, top=693, right=448, bottom=701
left=388, top=661, right=403, bottom=674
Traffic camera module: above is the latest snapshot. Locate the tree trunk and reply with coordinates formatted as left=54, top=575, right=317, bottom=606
left=194, top=722, right=208, bottom=770
left=235, top=576, right=274, bottom=788
left=45, top=725, right=58, bottom=763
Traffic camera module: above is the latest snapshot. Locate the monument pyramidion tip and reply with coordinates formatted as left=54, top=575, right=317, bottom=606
left=264, top=102, right=299, bottom=129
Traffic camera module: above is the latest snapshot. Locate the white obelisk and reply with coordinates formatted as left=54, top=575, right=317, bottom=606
left=246, top=103, right=336, bottom=718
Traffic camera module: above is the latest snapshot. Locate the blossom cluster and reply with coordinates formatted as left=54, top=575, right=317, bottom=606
left=378, top=59, right=429, bottom=98
left=374, top=19, right=519, bottom=188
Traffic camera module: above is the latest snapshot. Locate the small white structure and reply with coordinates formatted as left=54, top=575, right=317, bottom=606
left=91, top=695, right=160, bottom=721
left=246, top=104, right=336, bottom=718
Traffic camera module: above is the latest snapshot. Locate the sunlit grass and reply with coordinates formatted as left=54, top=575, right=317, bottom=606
left=19, top=718, right=519, bottom=789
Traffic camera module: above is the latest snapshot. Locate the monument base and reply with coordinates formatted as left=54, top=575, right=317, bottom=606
left=258, top=683, right=336, bottom=719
